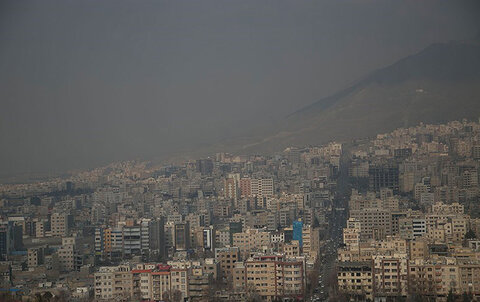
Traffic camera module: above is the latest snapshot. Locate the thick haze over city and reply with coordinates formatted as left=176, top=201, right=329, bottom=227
left=1, top=0, right=479, bottom=178
left=4, top=2, right=480, bottom=302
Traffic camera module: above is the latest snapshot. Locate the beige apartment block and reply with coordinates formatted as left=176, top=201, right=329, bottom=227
left=233, top=228, right=271, bottom=257
left=94, top=265, right=133, bottom=300
left=337, top=261, right=373, bottom=300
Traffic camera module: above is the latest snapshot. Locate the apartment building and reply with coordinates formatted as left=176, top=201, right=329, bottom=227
left=171, top=267, right=189, bottom=300
left=50, top=212, right=69, bottom=237
left=302, top=226, right=320, bottom=261
left=174, top=222, right=190, bottom=251
left=281, top=240, right=301, bottom=258
left=189, top=267, right=210, bottom=301
left=131, top=263, right=189, bottom=301
left=408, top=238, right=429, bottom=260
left=94, top=265, right=133, bottom=300
left=350, top=208, right=392, bottom=241
left=240, top=254, right=305, bottom=301
left=240, top=178, right=274, bottom=198
left=123, top=225, right=142, bottom=256
left=343, top=218, right=361, bottom=248
left=215, top=246, right=240, bottom=280
left=233, top=228, right=271, bottom=257
left=27, top=247, right=44, bottom=268
left=232, top=261, right=246, bottom=290
left=337, top=261, right=373, bottom=300
left=58, top=237, right=79, bottom=272
left=408, top=257, right=460, bottom=298
left=35, top=220, right=45, bottom=238
left=373, top=253, right=408, bottom=298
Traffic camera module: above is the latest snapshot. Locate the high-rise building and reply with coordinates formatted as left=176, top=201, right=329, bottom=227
left=123, top=226, right=141, bottom=256
left=111, top=228, right=123, bottom=257
left=369, top=165, right=399, bottom=194
left=140, top=219, right=150, bottom=256
left=229, top=221, right=242, bottom=245
left=343, top=218, right=361, bottom=248
left=196, top=159, right=213, bottom=175
left=35, top=220, right=45, bottom=238
left=149, top=218, right=166, bottom=260
left=473, top=145, right=480, bottom=160
left=239, top=178, right=274, bottom=198
left=224, top=174, right=240, bottom=201
left=58, top=237, right=80, bottom=272
left=94, top=227, right=104, bottom=256
left=0, top=222, right=12, bottom=261
left=239, top=178, right=252, bottom=197
left=50, top=213, right=70, bottom=237
left=65, top=181, right=75, bottom=193
left=293, top=220, right=303, bottom=247
left=302, top=225, right=320, bottom=260
left=202, top=226, right=215, bottom=252
left=174, top=222, right=190, bottom=251
left=251, top=178, right=274, bottom=198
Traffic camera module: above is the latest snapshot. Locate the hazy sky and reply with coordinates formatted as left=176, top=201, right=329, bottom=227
left=0, top=0, right=479, bottom=178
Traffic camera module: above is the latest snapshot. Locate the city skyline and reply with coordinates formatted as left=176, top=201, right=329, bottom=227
left=1, top=1, right=480, bottom=302
left=1, top=0, right=479, bottom=178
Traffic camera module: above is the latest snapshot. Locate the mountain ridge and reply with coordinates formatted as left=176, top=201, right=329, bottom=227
left=232, top=38, right=480, bottom=153
left=291, top=39, right=480, bottom=117
left=154, top=37, right=480, bottom=165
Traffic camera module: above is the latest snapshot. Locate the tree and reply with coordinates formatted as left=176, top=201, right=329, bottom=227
left=306, top=268, right=319, bottom=298
left=171, top=289, right=183, bottom=302
left=35, top=292, right=53, bottom=302
left=162, top=291, right=170, bottom=302
left=30, top=196, right=41, bottom=206
left=408, top=293, right=427, bottom=302
left=447, top=289, right=455, bottom=302
left=465, top=229, right=476, bottom=239
left=52, top=290, right=68, bottom=302
left=0, top=293, right=17, bottom=302
left=462, top=291, right=473, bottom=302
left=245, top=283, right=262, bottom=302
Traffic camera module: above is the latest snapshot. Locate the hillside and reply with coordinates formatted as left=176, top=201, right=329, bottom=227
left=229, top=38, right=480, bottom=154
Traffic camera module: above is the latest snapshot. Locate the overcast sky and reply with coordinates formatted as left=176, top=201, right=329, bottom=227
left=0, top=0, right=479, bottom=178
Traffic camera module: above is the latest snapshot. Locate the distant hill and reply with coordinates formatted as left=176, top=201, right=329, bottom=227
left=224, top=38, right=480, bottom=154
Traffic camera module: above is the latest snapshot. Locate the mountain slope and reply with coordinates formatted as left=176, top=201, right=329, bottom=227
left=232, top=39, right=480, bottom=153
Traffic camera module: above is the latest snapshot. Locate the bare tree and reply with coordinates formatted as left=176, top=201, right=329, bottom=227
left=162, top=291, right=170, bottom=302
left=171, top=289, right=183, bottom=302
left=245, top=283, right=262, bottom=302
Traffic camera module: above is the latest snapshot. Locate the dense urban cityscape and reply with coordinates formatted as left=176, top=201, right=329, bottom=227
left=2, top=0, right=480, bottom=301
left=0, top=119, right=479, bottom=301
